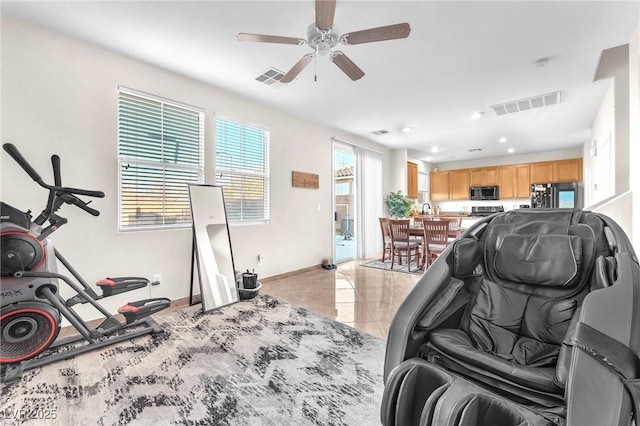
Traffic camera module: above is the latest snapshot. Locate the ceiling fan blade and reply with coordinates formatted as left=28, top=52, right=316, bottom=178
left=341, top=23, right=411, bottom=45
left=316, top=0, right=336, bottom=31
left=330, top=51, right=364, bottom=81
left=281, top=54, right=315, bottom=83
left=237, top=33, right=305, bottom=45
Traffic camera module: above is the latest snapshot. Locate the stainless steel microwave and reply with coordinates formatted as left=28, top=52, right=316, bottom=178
left=469, top=186, right=499, bottom=200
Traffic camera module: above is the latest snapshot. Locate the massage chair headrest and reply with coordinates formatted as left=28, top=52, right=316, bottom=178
left=494, top=234, right=582, bottom=287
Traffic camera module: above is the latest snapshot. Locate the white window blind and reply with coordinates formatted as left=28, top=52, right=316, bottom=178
left=118, top=88, right=204, bottom=231
left=214, top=118, right=270, bottom=223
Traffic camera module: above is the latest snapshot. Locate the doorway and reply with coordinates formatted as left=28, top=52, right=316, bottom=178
left=334, top=144, right=355, bottom=263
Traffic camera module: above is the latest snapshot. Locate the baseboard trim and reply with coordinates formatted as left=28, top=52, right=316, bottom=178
left=260, top=265, right=321, bottom=283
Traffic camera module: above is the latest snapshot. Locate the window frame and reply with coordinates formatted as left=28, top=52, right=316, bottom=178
left=214, top=116, right=271, bottom=225
left=117, top=86, right=205, bottom=232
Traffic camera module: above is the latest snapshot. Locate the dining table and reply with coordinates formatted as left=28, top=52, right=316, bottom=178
left=409, top=222, right=465, bottom=240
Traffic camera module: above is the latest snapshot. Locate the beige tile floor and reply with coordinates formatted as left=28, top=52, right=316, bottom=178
left=260, top=258, right=421, bottom=340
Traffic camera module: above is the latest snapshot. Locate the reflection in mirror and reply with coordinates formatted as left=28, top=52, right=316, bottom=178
left=189, top=184, right=239, bottom=312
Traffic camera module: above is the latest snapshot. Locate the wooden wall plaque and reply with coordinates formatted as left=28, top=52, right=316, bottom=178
left=292, top=171, right=319, bottom=189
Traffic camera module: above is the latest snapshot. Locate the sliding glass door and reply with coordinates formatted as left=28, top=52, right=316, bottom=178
left=333, top=140, right=383, bottom=263
left=334, top=143, right=355, bottom=263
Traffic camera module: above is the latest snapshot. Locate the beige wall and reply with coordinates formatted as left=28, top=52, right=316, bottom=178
left=0, top=17, right=389, bottom=316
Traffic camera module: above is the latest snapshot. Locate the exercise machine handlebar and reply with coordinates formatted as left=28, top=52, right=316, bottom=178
left=3, top=143, right=105, bottom=201
left=3, top=142, right=43, bottom=183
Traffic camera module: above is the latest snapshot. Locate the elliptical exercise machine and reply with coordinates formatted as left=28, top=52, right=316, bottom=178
left=0, top=143, right=171, bottom=383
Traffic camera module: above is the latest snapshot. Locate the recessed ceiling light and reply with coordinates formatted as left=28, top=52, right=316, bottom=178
left=508, top=148, right=515, bottom=153
left=470, top=112, right=484, bottom=120
left=401, top=126, right=413, bottom=133
left=431, top=146, right=439, bottom=153
left=425, top=156, right=432, bottom=162
left=499, top=137, right=507, bottom=143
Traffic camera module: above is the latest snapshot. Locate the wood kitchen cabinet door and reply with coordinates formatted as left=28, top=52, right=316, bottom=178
left=530, top=162, right=554, bottom=183
left=407, top=162, right=418, bottom=199
left=555, top=159, right=582, bottom=182
left=514, top=164, right=531, bottom=198
left=430, top=171, right=450, bottom=201
left=499, top=164, right=530, bottom=199
left=449, top=170, right=470, bottom=200
left=470, top=167, right=498, bottom=186
left=498, top=166, right=515, bottom=199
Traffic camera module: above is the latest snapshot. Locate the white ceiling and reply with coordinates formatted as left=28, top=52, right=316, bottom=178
left=2, top=1, right=638, bottom=163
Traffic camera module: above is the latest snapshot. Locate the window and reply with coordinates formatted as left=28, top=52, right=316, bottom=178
left=117, top=87, right=204, bottom=231
left=214, top=118, right=270, bottom=223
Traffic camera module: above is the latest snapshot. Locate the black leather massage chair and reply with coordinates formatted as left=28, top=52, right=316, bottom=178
left=381, top=209, right=640, bottom=426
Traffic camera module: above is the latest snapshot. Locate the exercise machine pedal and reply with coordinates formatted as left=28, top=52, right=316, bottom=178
left=93, top=316, right=124, bottom=337
left=118, top=298, right=172, bottom=325
left=97, top=277, right=149, bottom=296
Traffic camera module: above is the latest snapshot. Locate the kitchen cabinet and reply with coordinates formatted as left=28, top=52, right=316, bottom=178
left=429, top=171, right=450, bottom=201
left=469, top=167, right=498, bottom=186
left=556, top=159, right=582, bottom=182
left=530, top=162, right=555, bottom=184
left=531, top=159, right=582, bottom=184
left=407, top=162, right=418, bottom=199
left=450, top=170, right=470, bottom=200
left=429, top=158, right=579, bottom=201
left=499, top=164, right=530, bottom=199
left=514, top=164, right=531, bottom=198
left=498, top=166, right=515, bottom=199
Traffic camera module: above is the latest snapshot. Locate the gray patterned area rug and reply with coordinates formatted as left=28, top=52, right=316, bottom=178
left=361, top=259, right=424, bottom=275
left=0, top=295, right=385, bottom=425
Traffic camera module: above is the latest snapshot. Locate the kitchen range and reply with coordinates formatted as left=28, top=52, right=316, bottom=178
left=471, top=205, right=505, bottom=217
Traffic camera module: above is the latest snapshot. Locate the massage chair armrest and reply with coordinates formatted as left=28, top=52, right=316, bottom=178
left=556, top=305, right=582, bottom=388
left=384, top=259, right=455, bottom=381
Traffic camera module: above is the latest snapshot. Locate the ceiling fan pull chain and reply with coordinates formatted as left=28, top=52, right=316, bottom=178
left=314, top=47, right=318, bottom=82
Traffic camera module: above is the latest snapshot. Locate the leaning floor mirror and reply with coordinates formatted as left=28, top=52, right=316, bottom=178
left=188, top=184, right=239, bottom=312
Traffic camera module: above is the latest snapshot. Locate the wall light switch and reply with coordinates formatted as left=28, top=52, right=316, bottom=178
left=316, top=203, right=321, bottom=212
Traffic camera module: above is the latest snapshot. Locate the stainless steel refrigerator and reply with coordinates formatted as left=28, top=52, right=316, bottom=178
left=530, top=182, right=583, bottom=208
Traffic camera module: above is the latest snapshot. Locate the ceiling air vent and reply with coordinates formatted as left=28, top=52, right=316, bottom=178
left=491, top=91, right=561, bottom=116
left=372, top=130, right=389, bottom=135
left=256, top=67, right=285, bottom=88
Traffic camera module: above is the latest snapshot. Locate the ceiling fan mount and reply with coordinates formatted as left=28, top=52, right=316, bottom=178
left=306, top=24, right=339, bottom=56
left=237, top=0, right=411, bottom=83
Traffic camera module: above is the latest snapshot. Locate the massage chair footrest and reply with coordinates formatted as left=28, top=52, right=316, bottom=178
left=97, top=277, right=149, bottom=297
left=117, top=298, right=171, bottom=324
left=381, top=358, right=563, bottom=426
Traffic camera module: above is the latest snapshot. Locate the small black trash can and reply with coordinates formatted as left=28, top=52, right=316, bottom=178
left=238, top=270, right=261, bottom=300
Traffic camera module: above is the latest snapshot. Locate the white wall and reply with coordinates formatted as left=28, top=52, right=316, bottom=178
left=388, top=148, right=407, bottom=196
left=588, top=21, right=639, bottom=248
left=0, top=17, right=389, bottom=316
left=630, top=21, right=640, bottom=250
left=584, top=83, right=615, bottom=205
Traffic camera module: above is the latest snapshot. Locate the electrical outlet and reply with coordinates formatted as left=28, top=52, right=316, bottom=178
left=257, top=254, right=264, bottom=266
left=152, top=274, right=161, bottom=285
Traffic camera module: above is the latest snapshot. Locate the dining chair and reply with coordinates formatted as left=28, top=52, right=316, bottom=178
left=388, top=219, right=421, bottom=271
left=421, top=219, right=450, bottom=268
left=442, top=216, right=463, bottom=243
left=379, top=217, right=392, bottom=262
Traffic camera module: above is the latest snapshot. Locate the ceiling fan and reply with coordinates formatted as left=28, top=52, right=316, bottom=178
left=237, top=0, right=411, bottom=83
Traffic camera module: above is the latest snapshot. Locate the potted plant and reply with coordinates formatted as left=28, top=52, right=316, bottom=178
left=385, top=190, right=413, bottom=218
